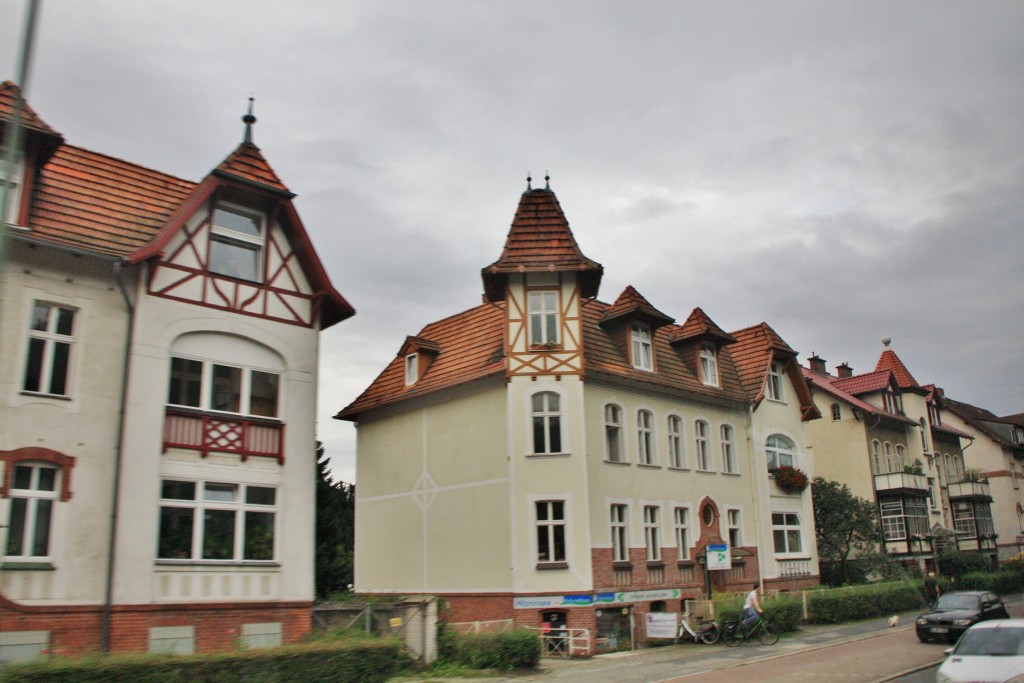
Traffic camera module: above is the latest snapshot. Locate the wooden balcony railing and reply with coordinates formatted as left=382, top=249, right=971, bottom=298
left=163, top=409, right=284, bottom=463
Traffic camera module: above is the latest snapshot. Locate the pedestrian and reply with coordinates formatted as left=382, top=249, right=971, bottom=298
left=924, top=572, right=941, bottom=607
left=741, top=583, right=762, bottom=633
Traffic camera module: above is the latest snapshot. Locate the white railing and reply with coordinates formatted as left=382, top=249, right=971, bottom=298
left=873, top=471, right=928, bottom=492
left=778, top=559, right=812, bottom=577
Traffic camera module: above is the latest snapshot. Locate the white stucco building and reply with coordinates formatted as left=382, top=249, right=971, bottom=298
left=0, top=83, right=353, bottom=661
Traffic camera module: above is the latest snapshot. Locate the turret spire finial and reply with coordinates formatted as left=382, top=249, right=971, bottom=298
left=545, top=171, right=550, bottom=190
left=242, top=95, right=257, bottom=144
left=526, top=172, right=532, bottom=191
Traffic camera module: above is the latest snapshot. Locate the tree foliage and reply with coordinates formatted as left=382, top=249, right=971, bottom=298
left=316, top=442, right=355, bottom=598
left=811, top=477, right=881, bottom=586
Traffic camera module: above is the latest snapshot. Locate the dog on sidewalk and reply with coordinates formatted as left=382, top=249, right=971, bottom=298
left=887, top=615, right=900, bottom=628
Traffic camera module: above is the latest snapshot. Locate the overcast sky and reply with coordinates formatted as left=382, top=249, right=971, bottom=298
left=4, top=0, right=1022, bottom=483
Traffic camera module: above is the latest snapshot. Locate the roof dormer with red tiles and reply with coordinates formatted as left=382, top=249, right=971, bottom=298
left=668, top=307, right=737, bottom=389
left=730, top=322, right=821, bottom=421
left=599, top=285, right=674, bottom=373
left=0, top=81, right=64, bottom=228
left=480, top=177, right=603, bottom=378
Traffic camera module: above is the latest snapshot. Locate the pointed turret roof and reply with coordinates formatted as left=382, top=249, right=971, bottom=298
left=481, top=185, right=602, bottom=302
left=600, top=285, right=674, bottom=327
left=670, top=307, right=737, bottom=345
left=874, top=343, right=920, bottom=389
left=212, top=142, right=292, bottom=196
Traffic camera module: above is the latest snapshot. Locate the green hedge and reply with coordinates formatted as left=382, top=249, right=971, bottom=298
left=715, top=596, right=803, bottom=633
left=955, top=571, right=1024, bottom=594
left=1, top=639, right=412, bottom=683
left=806, top=581, right=925, bottom=624
left=438, top=628, right=540, bottom=672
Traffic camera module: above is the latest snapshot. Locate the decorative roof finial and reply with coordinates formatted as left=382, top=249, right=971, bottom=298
left=882, top=336, right=892, bottom=347
left=545, top=171, right=550, bottom=190
left=242, top=95, right=257, bottom=144
left=526, top=172, right=532, bottom=191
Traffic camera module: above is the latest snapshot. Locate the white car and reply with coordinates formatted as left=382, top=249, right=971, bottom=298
left=937, top=619, right=1024, bottom=683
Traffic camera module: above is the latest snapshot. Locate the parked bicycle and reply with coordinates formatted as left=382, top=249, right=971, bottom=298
left=722, top=613, right=779, bottom=646
left=678, top=615, right=720, bottom=644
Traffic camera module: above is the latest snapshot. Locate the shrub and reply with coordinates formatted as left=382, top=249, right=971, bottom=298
left=438, top=628, right=540, bottom=672
left=805, top=581, right=925, bottom=624
left=713, top=594, right=801, bottom=633
left=938, top=550, right=993, bottom=579
left=956, top=571, right=1024, bottom=594
left=1, top=640, right=413, bottom=683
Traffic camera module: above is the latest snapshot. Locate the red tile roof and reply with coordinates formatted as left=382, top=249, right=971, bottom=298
left=481, top=188, right=602, bottom=301
left=874, top=347, right=919, bottom=389
left=338, top=302, right=508, bottom=418
left=338, top=296, right=753, bottom=420
left=28, top=144, right=197, bottom=256
left=213, top=142, right=292, bottom=195
left=832, top=369, right=893, bottom=396
left=729, top=323, right=794, bottom=399
left=939, top=396, right=1024, bottom=451
left=0, top=81, right=62, bottom=137
left=802, top=367, right=916, bottom=425
left=601, top=285, right=674, bottom=327
left=670, top=307, right=737, bottom=345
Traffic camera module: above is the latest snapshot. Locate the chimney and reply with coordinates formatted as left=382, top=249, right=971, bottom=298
left=808, top=354, right=827, bottom=375
left=836, top=362, right=853, bottom=379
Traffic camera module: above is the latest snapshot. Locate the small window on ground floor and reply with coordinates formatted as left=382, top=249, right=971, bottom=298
left=148, top=625, right=195, bottom=655
left=0, top=630, right=49, bottom=664
left=242, top=622, right=283, bottom=649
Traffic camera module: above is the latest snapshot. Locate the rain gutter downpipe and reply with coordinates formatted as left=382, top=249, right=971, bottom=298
left=102, top=259, right=135, bottom=654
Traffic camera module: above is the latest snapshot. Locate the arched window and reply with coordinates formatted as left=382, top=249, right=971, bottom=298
left=919, top=418, right=930, bottom=452
left=721, top=424, right=736, bottom=473
left=604, top=404, right=624, bottom=463
left=667, top=415, right=685, bottom=468
left=694, top=420, right=710, bottom=471
left=765, top=434, right=795, bottom=471
left=637, top=410, right=655, bottom=465
left=895, top=445, right=907, bottom=471
left=883, top=442, right=894, bottom=473
left=532, top=392, right=562, bottom=454
left=871, top=440, right=882, bottom=474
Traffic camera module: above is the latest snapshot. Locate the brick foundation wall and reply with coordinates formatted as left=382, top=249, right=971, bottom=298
left=1, top=595, right=311, bottom=656
left=437, top=593, right=514, bottom=624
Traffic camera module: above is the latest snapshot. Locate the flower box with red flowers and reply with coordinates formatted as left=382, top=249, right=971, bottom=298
left=770, top=465, right=809, bottom=494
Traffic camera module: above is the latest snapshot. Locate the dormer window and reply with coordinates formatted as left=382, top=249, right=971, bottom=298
left=209, top=203, right=264, bottom=282
left=404, top=353, right=418, bottom=386
left=1, top=147, right=24, bottom=225
left=766, top=361, right=784, bottom=401
left=528, top=290, right=559, bottom=347
left=1013, top=427, right=1024, bottom=445
left=883, top=388, right=903, bottom=415
left=699, top=343, right=719, bottom=386
left=631, top=323, right=653, bottom=371
left=928, top=403, right=941, bottom=426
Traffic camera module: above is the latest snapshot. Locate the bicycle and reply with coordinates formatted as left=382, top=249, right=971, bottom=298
left=678, top=615, right=720, bottom=644
left=722, top=613, right=778, bottom=646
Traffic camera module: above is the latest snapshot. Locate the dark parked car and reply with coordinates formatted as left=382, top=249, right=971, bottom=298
left=916, top=590, right=1009, bottom=643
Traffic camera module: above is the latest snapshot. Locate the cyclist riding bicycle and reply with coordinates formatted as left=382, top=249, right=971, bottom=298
left=741, top=583, right=762, bottom=634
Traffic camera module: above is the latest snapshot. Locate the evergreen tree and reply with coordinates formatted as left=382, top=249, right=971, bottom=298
left=811, top=477, right=882, bottom=586
left=315, top=442, right=355, bottom=598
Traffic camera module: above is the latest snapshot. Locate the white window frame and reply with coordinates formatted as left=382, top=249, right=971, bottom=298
left=637, top=409, right=655, bottom=465
left=404, top=353, right=418, bottom=385
left=168, top=356, right=281, bottom=419
left=22, top=301, right=77, bottom=397
left=766, top=361, right=784, bottom=402
left=883, top=442, right=894, bottom=473
left=766, top=434, right=795, bottom=471
left=871, top=440, right=883, bottom=475
left=208, top=202, right=265, bottom=282
left=1, top=148, right=25, bottom=225
left=726, top=508, right=741, bottom=548
left=720, top=424, right=736, bottom=474
left=157, top=479, right=278, bottom=562
left=699, top=343, right=719, bottom=387
left=604, top=403, right=624, bottom=462
left=531, top=391, right=563, bottom=455
left=667, top=415, right=686, bottom=469
left=771, top=512, right=803, bottom=556
left=528, top=290, right=559, bottom=347
left=920, top=418, right=930, bottom=453
left=643, top=505, right=661, bottom=562
left=610, top=503, right=629, bottom=562
left=673, top=506, right=690, bottom=560
left=631, top=323, right=653, bottom=371
left=880, top=499, right=906, bottom=541
left=694, top=420, right=711, bottom=471
left=3, top=463, right=59, bottom=561
left=536, top=500, right=566, bottom=564
left=895, top=444, right=907, bottom=471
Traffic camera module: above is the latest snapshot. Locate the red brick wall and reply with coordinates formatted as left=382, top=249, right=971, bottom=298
left=0, top=596, right=311, bottom=656
left=437, top=593, right=514, bottom=624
